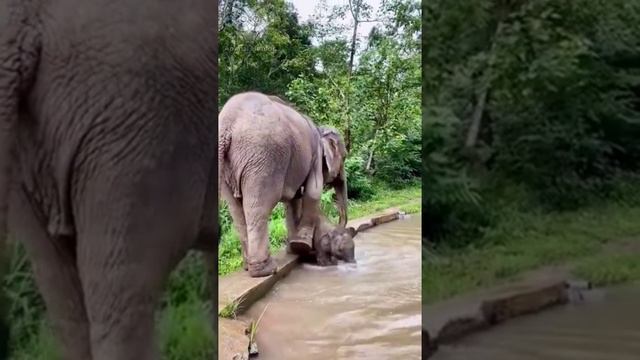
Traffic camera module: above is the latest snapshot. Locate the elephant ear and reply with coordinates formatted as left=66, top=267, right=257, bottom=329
left=320, top=127, right=345, bottom=182
left=346, top=226, right=357, bottom=238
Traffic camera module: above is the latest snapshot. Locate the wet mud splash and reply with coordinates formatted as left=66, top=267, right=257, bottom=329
left=433, top=285, right=640, bottom=360
left=242, top=214, right=422, bottom=360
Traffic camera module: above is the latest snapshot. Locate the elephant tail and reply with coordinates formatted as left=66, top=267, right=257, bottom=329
left=218, top=127, right=238, bottom=194
left=218, top=129, right=231, bottom=188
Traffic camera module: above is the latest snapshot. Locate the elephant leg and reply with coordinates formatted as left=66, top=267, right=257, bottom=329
left=79, top=250, right=163, bottom=360
left=284, top=199, right=302, bottom=254
left=77, top=214, right=194, bottom=360
left=9, top=190, right=91, bottom=360
left=242, top=188, right=279, bottom=278
left=289, top=151, right=323, bottom=255
left=75, top=170, right=203, bottom=360
left=222, top=185, right=249, bottom=271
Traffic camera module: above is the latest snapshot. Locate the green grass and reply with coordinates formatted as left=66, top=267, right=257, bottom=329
left=9, top=322, right=60, bottom=360
left=424, top=202, right=640, bottom=304
left=158, top=300, right=216, bottom=360
left=573, top=254, right=640, bottom=287
left=219, top=184, right=421, bottom=276
left=218, top=299, right=241, bottom=319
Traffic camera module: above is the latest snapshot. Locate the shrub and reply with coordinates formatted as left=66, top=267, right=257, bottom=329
left=344, top=156, right=375, bottom=201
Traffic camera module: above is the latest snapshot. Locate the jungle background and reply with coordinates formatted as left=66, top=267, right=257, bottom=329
left=2, top=0, right=421, bottom=359
left=423, top=0, right=640, bottom=304
left=217, top=0, right=422, bottom=277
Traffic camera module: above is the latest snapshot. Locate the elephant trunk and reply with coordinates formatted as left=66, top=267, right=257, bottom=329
left=334, top=165, right=348, bottom=227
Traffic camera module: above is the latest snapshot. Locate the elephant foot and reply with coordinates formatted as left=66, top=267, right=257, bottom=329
left=289, top=227, right=313, bottom=255
left=288, top=238, right=312, bottom=256
left=248, top=257, right=277, bottom=278
left=285, top=241, right=294, bottom=255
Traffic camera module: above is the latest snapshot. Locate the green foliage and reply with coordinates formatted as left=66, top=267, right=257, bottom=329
left=164, top=253, right=209, bottom=307
left=343, top=156, right=375, bottom=200
left=3, top=242, right=45, bottom=354
left=425, top=0, right=640, bottom=245
left=158, top=300, right=215, bottom=360
left=573, top=254, right=640, bottom=287
left=218, top=0, right=315, bottom=105
left=8, top=322, right=60, bottom=360
left=423, top=106, right=487, bottom=244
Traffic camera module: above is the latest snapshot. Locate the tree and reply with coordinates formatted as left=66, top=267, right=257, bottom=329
left=424, top=0, right=640, bottom=242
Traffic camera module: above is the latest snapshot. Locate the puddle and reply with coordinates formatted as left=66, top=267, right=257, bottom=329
left=242, top=214, right=422, bottom=360
left=433, top=284, right=640, bottom=360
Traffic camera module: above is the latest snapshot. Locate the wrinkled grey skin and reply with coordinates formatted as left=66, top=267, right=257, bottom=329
left=313, top=215, right=357, bottom=266
left=219, top=92, right=348, bottom=277
left=0, top=1, right=217, bottom=359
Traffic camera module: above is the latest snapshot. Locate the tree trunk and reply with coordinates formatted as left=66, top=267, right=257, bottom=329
left=348, top=18, right=359, bottom=76
left=344, top=1, right=362, bottom=153
left=463, top=20, right=505, bottom=154
left=464, top=85, right=488, bottom=149
left=366, top=128, right=377, bottom=173
left=365, top=147, right=374, bottom=172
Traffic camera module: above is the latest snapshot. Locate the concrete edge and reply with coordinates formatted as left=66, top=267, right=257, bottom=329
left=424, top=280, right=571, bottom=358
left=230, top=253, right=300, bottom=316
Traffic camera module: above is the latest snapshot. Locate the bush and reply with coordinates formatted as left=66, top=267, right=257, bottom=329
left=344, top=156, right=375, bottom=201
left=3, top=241, right=45, bottom=353
left=375, top=132, right=422, bottom=187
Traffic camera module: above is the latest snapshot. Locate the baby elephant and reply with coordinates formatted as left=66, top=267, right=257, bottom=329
left=312, top=215, right=357, bottom=266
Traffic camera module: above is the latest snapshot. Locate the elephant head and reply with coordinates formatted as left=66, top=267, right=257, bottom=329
left=319, top=127, right=348, bottom=227
left=331, top=226, right=357, bottom=263
left=314, top=226, right=357, bottom=266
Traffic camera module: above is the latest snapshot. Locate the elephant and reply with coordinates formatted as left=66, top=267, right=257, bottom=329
left=311, top=215, right=357, bottom=266
left=219, top=92, right=349, bottom=277
left=0, top=1, right=217, bottom=360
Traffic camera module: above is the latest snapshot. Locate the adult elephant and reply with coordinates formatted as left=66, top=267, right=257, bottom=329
left=0, top=1, right=217, bottom=360
left=219, top=92, right=348, bottom=277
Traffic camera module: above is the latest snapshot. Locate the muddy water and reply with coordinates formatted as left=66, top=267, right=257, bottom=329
left=243, top=214, right=422, bottom=360
left=434, top=284, right=640, bottom=360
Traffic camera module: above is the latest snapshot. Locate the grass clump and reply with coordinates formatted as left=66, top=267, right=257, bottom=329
left=218, top=299, right=241, bottom=319
left=573, top=254, right=640, bottom=287
left=158, top=300, right=215, bottom=360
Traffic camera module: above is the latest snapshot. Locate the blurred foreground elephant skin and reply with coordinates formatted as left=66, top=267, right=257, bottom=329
left=219, top=92, right=349, bottom=277
left=0, top=1, right=218, bottom=359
